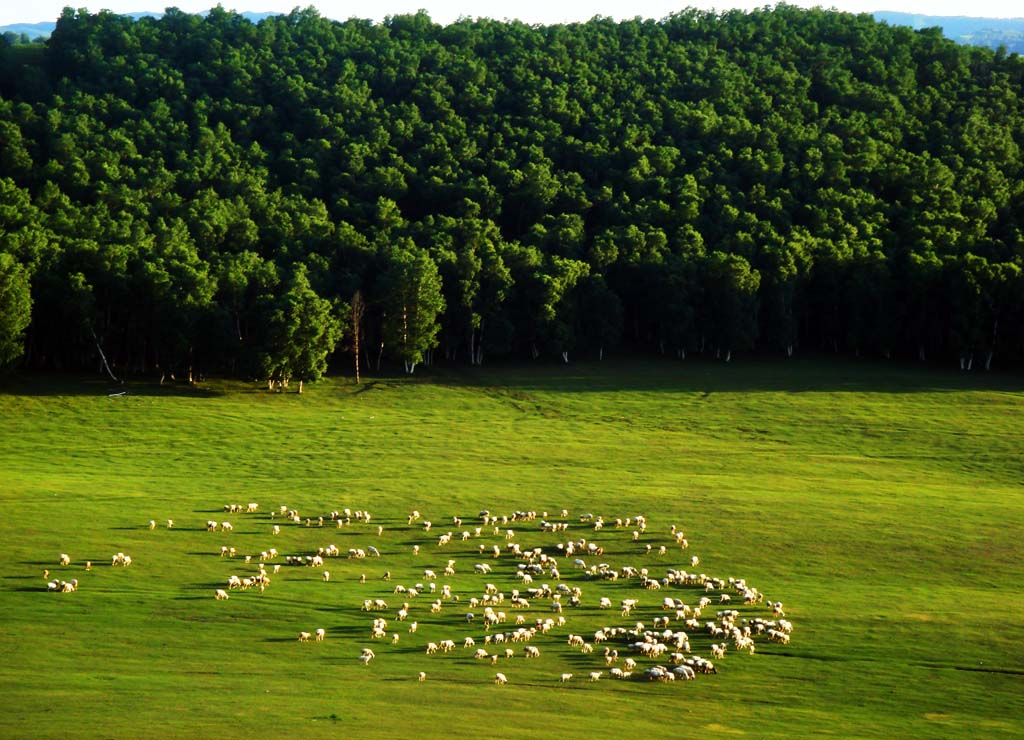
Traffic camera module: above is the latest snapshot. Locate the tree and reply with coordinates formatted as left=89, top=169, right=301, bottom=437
left=0, top=252, right=32, bottom=367
left=351, top=288, right=365, bottom=383
left=257, top=264, right=344, bottom=393
left=377, top=244, right=445, bottom=374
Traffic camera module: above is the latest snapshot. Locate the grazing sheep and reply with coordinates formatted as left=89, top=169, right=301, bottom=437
left=560, top=673, right=573, bottom=683
left=588, top=671, right=603, bottom=682
left=494, top=672, right=508, bottom=685
left=418, top=671, right=427, bottom=681
left=166, top=519, right=173, bottom=529
left=315, top=628, right=326, bottom=642
left=323, top=571, right=331, bottom=582
left=426, top=642, right=439, bottom=655
left=148, top=520, right=156, bottom=530
left=298, top=631, right=312, bottom=642
left=214, top=589, right=230, bottom=600
left=59, top=554, right=70, bottom=566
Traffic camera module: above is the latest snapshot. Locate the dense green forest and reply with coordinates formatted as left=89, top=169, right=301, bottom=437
left=1, top=5, right=1023, bottom=385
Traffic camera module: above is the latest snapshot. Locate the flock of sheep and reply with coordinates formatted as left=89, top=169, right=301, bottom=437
left=45, top=502, right=794, bottom=687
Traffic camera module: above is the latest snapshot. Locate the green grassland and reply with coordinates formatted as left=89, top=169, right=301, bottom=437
left=1, top=358, right=1022, bottom=739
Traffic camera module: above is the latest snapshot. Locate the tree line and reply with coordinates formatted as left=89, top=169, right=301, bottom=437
left=1, top=5, right=1023, bottom=386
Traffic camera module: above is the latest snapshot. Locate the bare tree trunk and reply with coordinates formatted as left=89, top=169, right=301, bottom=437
left=297, top=380, right=303, bottom=394
left=89, top=325, right=119, bottom=382
left=352, top=290, right=365, bottom=384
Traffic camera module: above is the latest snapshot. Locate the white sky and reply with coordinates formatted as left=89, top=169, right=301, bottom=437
left=2, top=0, right=1022, bottom=27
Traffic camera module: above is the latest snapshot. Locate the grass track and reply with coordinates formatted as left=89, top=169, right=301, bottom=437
left=1, top=358, right=1022, bottom=739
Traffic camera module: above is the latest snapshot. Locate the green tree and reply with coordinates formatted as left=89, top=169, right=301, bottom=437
left=258, top=264, right=344, bottom=393
left=0, top=252, right=32, bottom=367
left=377, top=244, right=445, bottom=374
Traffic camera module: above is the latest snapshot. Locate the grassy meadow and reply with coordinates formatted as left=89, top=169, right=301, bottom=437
left=1, top=358, right=1022, bottom=739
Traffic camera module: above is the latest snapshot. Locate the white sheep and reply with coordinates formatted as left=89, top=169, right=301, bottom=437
left=214, top=589, right=230, bottom=600
left=494, top=672, right=508, bottom=685
left=315, top=628, right=326, bottom=641
left=59, top=554, right=70, bottom=566
left=418, top=671, right=426, bottom=681
left=588, top=671, right=603, bottom=682
left=560, top=673, right=573, bottom=683
left=298, top=631, right=312, bottom=642
left=323, top=571, right=331, bottom=582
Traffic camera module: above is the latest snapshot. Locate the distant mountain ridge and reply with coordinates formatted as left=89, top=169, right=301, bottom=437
left=873, top=11, right=1024, bottom=52
left=2, top=8, right=1024, bottom=52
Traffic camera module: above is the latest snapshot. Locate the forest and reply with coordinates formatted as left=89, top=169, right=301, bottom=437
left=0, top=5, right=1023, bottom=385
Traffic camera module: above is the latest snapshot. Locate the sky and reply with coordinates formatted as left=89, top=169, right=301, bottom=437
left=2, top=0, right=1023, bottom=27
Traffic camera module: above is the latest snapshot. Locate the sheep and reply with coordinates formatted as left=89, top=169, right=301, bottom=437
left=474, top=648, right=489, bottom=660
left=464, top=637, right=476, bottom=648
left=322, top=571, right=331, bottom=582
left=272, top=525, right=280, bottom=535
left=588, top=671, right=603, bottom=682
left=214, top=589, right=230, bottom=600
left=560, top=673, right=573, bottom=683
left=524, top=646, right=540, bottom=658
left=59, top=554, right=70, bottom=566
left=148, top=520, right=156, bottom=530
left=298, top=631, right=312, bottom=642
left=247, top=503, right=259, bottom=513
left=47, top=579, right=61, bottom=592
left=167, top=519, right=173, bottom=528
left=711, top=643, right=727, bottom=659
left=494, top=672, right=508, bottom=685
left=425, top=642, right=439, bottom=655
left=418, top=671, right=427, bottom=681
left=315, top=628, right=326, bottom=642
left=61, top=579, right=78, bottom=592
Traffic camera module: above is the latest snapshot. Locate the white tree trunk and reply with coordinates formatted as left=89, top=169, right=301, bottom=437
left=297, top=380, right=303, bottom=394
left=786, top=344, right=793, bottom=358
left=985, top=351, right=993, bottom=371
left=725, top=350, right=732, bottom=363
left=599, top=346, right=604, bottom=361
left=561, top=351, right=569, bottom=364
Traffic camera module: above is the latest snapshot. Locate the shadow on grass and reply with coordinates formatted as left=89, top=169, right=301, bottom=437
left=5, top=356, right=1024, bottom=399
left=431, top=355, right=1024, bottom=395
left=0, top=373, right=224, bottom=398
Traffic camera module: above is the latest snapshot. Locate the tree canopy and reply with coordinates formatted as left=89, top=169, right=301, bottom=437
left=1, top=5, right=1023, bottom=381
